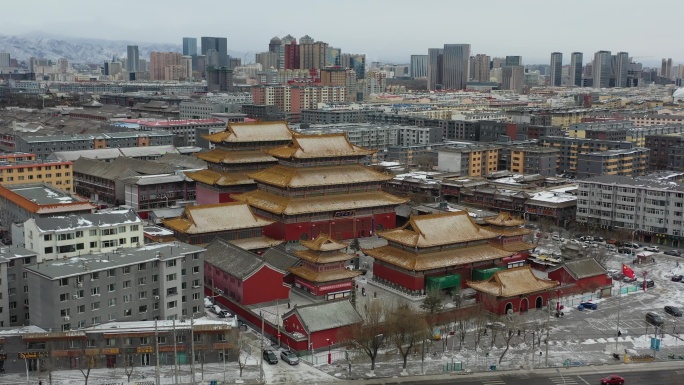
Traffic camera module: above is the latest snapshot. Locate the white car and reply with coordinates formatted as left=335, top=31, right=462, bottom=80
left=644, top=246, right=660, bottom=252
left=552, top=235, right=561, bottom=241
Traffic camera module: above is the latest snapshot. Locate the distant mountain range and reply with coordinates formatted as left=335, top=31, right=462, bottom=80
left=0, top=33, right=248, bottom=64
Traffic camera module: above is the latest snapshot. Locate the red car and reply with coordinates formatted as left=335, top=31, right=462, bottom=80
left=601, top=374, right=624, bottom=385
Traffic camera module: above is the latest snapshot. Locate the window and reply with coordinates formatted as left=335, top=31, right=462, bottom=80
left=123, top=266, right=131, bottom=274
left=119, top=226, right=126, bottom=233
left=105, top=339, right=116, bottom=347
left=166, top=287, right=178, bottom=296
left=91, top=302, right=100, bottom=310
left=90, top=241, right=98, bottom=248
left=107, top=269, right=115, bottom=277
left=131, top=236, right=139, bottom=244
left=58, top=233, right=75, bottom=241
left=138, top=263, right=146, bottom=271
left=166, top=274, right=176, bottom=282
left=124, top=309, right=132, bottom=317
left=8, top=288, right=15, bottom=296
left=192, top=279, right=200, bottom=287
left=140, top=337, right=149, bottom=345
left=138, top=277, right=147, bottom=285
left=92, top=316, right=101, bottom=325
left=59, top=293, right=69, bottom=302
left=139, top=305, right=148, bottom=313
left=181, top=269, right=186, bottom=276
left=153, top=302, right=159, bottom=310
left=123, top=337, right=132, bottom=346
left=91, top=272, right=99, bottom=280
left=102, top=240, right=117, bottom=248
left=130, top=225, right=139, bottom=232
left=91, top=287, right=100, bottom=296
left=123, top=280, right=131, bottom=288
left=75, top=231, right=83, bottom=238
left=157, top=336, right=166, bottom=344
left=77, top=305, right=85, bottom=313
left=107, top=283, right=115, bottom=292
left=176, top=335, right=186, bottom=343
left=119, top=238, right=126, bottom=245
left=101, top=228, right=117, bottom=236
left=167, top=260, right=176, bottom=268
left=192, top=253, right=199, bottom=260
left=139, top=291, right=147, bottom=299
left=44, top=247, right=53, bottom=254
left=76, top=290, right=84, bottom=299
left=193, top=293, right=200, bottom=300
left=86, top=339, right=96, bottom=348
left=89, top=229, right=97, bottom=236
left=152, top=274, right=158, bottom=282
left=123, top=294, right=132, bottom=303
left=59, top=278, right=69, bottom=287
left=44, top=234, right=52, bottom=241
left=108, top=298, right=116, bottom=307
left=192, top=266, right=200, bottom=274
left=60, top=309, right=70, bottom=317
left=23, top=286, right=28, bottom=293
left=69, top=340, right=80, bottom=349
left=167, top=301, right=177, bottom=309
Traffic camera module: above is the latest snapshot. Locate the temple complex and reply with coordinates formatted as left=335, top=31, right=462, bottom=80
left=236, top=133, right=407, bottom=241
left=364, top=210, right=536, bottom=296
left=185, top=121, right=293, bottom=204
left=288, top=234, right=361, bottom=300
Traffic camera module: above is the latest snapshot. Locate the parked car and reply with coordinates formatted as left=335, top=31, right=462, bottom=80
left=262, top=350, right=278, bottom=364
left=622, top=276, right=637, bottom=283
left=644, top=245, right=660, bottom=252
left=645, top=312, right=664, bottom=326
left=665, top=306, right=683, bottom=317
left=606, top=239, right=618, bottom=245
left=578, top=301, right=598, bottom=310
left=606, top=269, right=619, bottom=277
left=672, top=274, right=683, bottom=282
left=637, top=279, right=655, bottom=288
left=624, top=243, right=640, bottom=249
left=280, top=350, right=299, bottom=365
left=600, top=374, right=625, bottom=385
left=664, top=249, right=682, bottom=256
left=552, top=234, right=561, bottom=241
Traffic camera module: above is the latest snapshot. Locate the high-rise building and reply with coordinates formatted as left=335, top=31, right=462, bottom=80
left=614, top=52, right=629, bottom=88
left=326, top=47, right=341, bottom=67
left=206, top=67, right=233, bottom=92
left=150, top=51, right=183, bottom=80
left=348, top=54, right=365, bottom=80
left=427, top=48, right=443, bottom=90
left=0, top=52, right=10, bottom=67
left=183, top=37, right=197, bottom=56
left=299, top=35, right=314, bottom=45
left=269, top=36, right=283, bottom=69
left=410, top=55, right=428, bottom=78
left=549, top=52, right=562, bottom=86
left=473, top=54, right=491, bottom=82
left=127, top=45, right=139, bottom=72
left=492, top=57, right=505, bottom=69
left=442, top=44, right=471, bottom=90
left=201, top=37, right=229, bottom=67
left=299, top=41, right=328, bottom=70
left=284, top=41, right=300, bottom=70
left=661, top=58, right=673, bottom=79
left=505, top=56, right=522, bottom=66
left=570, top=52, right=583, bottom=86
left=255, top=52, right=279, bottom=69
left=592, top=50, right=612, bottom=88
left=501, top=65, right=524, bottom=93
left=181, top=55, right=193, bottom=79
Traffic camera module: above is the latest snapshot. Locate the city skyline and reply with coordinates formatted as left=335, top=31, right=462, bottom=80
left=1, top=0, right=682, bottom=65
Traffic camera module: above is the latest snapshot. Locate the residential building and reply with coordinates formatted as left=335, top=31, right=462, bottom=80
left=473, top=54, right=491, bottom=82
left=436, top=145, right=500, bottom=176
left=121, top=173, right=197, bottom=219
left=501, top=65, right=524, bottom=93
left=12, top=209, right=143, bottom=260
left=396, top=126, right=441, bottom=146
left=576, top=148, right=650, bottom=180
left=201, top=37, right=229, bottom=67
left=0, top=183, right=95, bottom=232
left=505, top=56, right=522, bottom=66
left=206, top=67, right=233, bottom=92
left=592, top=50, right=612, bottom=88
left=645, top=133, right=684, bottom=170
left=119, top=118, right=225, bottom=146
left=524, top=187, right=578, bottom=227
left=508, top=147, right=559, bottom=177
left=539, top=136, right=636, bottom=176
left=26, top=242, right=206, bottom=329
left=550, top=52, right=562, bottom=86
left=299, top=41, right=328, bottom=70
left=576, top=173, right=684, bottom=246
left=614, top=52, right=629, bottom=87
left=427, top=48, right=443, bottom=90
left=0, top=246, right=37, bottom=326
left=570, top=52, right=583, bottom=86
left=410, top=55, right=428, bottom=78
left=150, top=52, right=183, bottom=80
left=0, top=153, right=73, bottom=190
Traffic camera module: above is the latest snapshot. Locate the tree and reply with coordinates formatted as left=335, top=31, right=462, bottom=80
left=387, top=303, right=429, bottom=372
left=78, top=355, right=96, bottom=385
left=347, top=298, right=387, bottom=373
left=498, top=315, right=523, bottom=364
left=237, top=334, right=249, bottom=378
left=420, top=287, right=444, bottom=317
left=124, top=355, right=134, bottom=382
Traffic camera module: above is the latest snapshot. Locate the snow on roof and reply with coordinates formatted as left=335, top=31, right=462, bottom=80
left=85, top=318, right=236, bottom=333
left=528, top=190, right=577, bottom=204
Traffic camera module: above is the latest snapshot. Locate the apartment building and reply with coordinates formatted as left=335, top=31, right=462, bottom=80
left=436, top=145, right=500, bottom=177
left=624, top=113, right=684, bottom=127
left=645, top=133, right=684, bottom=170
left=508, top=147, right=559, bottom=177
left=539, top=137, right=636, bottom=176
left=12, top=209, right=143, bottom=260
left=25, top=242, right=206, bottom=330
left=0, top=247, right=38, bottom=326
left=119, top=119, right=225, bottom=146
left=0, top=153, right=73, bottom=190
left=576, top=173, right=684, bottom=245
left=576, top=148, right=650, bottom=180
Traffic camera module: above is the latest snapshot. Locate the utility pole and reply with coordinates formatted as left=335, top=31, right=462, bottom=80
left=615, top=282, right=623, bottom=351
left=173, top=319, right=179, bottom=385
left=190, top=316, right=196, bottom=385
left=260, top=313, right=264, bottom=383
left=545, top=291, right=551, bottom=367
left=155, top=320, right=160, bottom=385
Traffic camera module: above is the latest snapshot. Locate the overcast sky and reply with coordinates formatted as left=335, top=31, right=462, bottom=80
left=2, top=0, right=681, bottom=65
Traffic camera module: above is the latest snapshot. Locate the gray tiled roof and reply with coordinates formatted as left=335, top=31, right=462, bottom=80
left=155, top=153, right=207, bottom=170
left=33, top=209, right=141, bottom=232
left=204, top=239, right=264, bottom=280
left=287, top=300, right=362, bottom=333
left=261, top=246, right=300, bottom=272
left=558, top=258, right=607, bottom=279
left=582, top=174, right=684, bottom=191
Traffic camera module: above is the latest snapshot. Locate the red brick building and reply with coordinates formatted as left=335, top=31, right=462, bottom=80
left=288, top=234, right=361, bottom=300
left=186, top=122, right=293, bottom=204
left=282, top=300, right=362, bottom=350
left=467, top=266, right=560, bottom=314
left=548, top=258, right=612, bottom=297
left=237, top=133, right=407, bottom=241
left=364, top=211, right=535, bottom=296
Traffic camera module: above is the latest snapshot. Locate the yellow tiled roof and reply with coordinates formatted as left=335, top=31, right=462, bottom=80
left=248, top=164, right=392, bottom=188
left=293, top=249, right=353, bottom=264
left=483, top=211, right=526, bottom=227
left=235, top=190, right=408, bottom=216
left=195, top=148, right=277, bottom=164
left=496, top=241, right=536, bottom=252
left=378, top=211, right=500, bottom=248
left=494, top=228, right=533, bottom=237
left=288, top=266, right=361, bottom=283
left=204, top=121, right=293, bottom=143
left=466, top=266, right=559, bottom=297
left=267, top=133, right=375, bottom=159
left=162, top=202, right=273, bottom=234
left=364, top=244, right=513, bottom=271
left=228, top=236, right=284, bottom=251
left=300, top=233, right=348, bottom=252
left=184, top=169, right=254, bottom=186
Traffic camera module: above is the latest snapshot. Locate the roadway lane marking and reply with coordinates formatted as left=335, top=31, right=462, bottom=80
left=550, top=376, right=577, bottom=384
left=577, top=375, right=590, bottom=385
left=482, top=380, right=506, bottom=385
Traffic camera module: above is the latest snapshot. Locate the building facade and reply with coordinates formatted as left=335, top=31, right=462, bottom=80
left=0, top=153, right=73, bottom=190
left=576, top=148, right=650, bottom=180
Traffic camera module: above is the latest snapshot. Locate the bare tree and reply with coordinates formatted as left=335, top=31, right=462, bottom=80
left=471, top=305, right=489, bottom=349
left=124, top=355, right=134, bottom=382
left=498, top=315, right=524, bottom=364
left=387, top=303, right=429, bottom=372
left=453, top=310, right=470, bottom=350
left=345, top=298, right=387, bottom=373
left=78, top=355, right=96, bottom=385
left=237, top=334, right=250, bottom=378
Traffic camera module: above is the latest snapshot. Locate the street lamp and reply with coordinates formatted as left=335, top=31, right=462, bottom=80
left=326, top=338, right=332, bottom=364
left=615, top=281, right=623, bottom=351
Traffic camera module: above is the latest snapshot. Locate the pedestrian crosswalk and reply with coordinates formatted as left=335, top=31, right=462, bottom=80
left=550, top=376, right=578, bottom=384
left=482, top=379, right=506, bottom=385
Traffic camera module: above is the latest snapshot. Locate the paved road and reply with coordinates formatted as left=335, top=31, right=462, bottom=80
left=375, top=367, right=684, bottom=385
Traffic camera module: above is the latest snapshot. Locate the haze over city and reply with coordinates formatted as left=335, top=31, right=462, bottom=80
left=1, top=0, right=683, bottom=64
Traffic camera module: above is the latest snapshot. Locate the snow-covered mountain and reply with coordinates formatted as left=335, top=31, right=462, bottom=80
left=0, top=33, right=248, bottom=64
